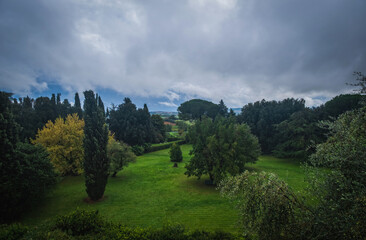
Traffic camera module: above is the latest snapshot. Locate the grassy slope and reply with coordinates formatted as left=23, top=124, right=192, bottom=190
left=21, top=146, right=307, bottom=232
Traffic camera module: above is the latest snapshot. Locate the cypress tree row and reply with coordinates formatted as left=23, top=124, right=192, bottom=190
left=83, top=90, right=109, bottom=201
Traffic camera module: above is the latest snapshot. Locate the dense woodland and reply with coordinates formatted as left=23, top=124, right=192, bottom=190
left=1, top=73, right=366, bottom=239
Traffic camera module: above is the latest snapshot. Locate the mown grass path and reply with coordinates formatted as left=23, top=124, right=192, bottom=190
left=21, top=145, right=307, bottom=232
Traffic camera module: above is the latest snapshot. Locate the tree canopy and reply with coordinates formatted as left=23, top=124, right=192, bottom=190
left=32, top=114, right=85, bottom=176
left=178, top=99, right=221, bottom=120
left=185, top=116, right=260, bottom=184
left=107, top=98, right=160, bottom=146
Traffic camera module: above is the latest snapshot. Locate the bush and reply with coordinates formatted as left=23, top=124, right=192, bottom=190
left=0, top=143, right=57, bottom=223
left=219, top=171, right=304, bottom=240
left=54, top=209, right=105, bottom=236
left=131, top=145, right=145, bottom=156
left=0, top=224, right=28, bottom=240
left=169, top=143, right=183, bottom=162
left=305, top=107, right=366, bottom=239
left=147, top=140, right=186, bottom=153
left=108, top=137, right=136, bottom=177
left=4, top=209, right=244, bottom=239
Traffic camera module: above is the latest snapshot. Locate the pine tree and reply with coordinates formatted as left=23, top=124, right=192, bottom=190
left=83, top=90, right=109, bottom=201
left=218, top=99, right=228, bottom=117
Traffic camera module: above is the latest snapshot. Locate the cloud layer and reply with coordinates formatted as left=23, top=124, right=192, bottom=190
left=1, top=0, right=365, bottom=108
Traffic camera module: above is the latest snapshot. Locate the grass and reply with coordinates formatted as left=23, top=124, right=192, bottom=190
left=21, top=145, right=307, bottom=232
left=247, top=156, right=307, bottom=194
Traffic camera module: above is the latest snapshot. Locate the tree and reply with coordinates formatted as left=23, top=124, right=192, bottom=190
left=1, top=143, right=57, bottom=222
left=185, top=116, right=260, bottom=184
left=219, top=171, right=303, bottom=240
left=107, top=98, right=157, bottom=146
left=306, top=106, right=366, bottom=239
left=348, top=71, right=366, bottom=95
left=83, top=90, right=109, bottom=201
left=320, top=94, right=363, bottom=119
left=218, top=99, right=228, bottom=117
left=169, top=143, right=183, bottom=162
left=108, top=136, right=136, bottom=177
left=73, top=92, right=83, bottom=118
left=151, top=114, right=165, bottom=142
left=238, top=98, right=305, bottom=153
left=0, top=91, right=56, bottom=222
left=272, top=109, right=323, bottom=159
left=178, top=99, right=220, bottom=120
left=32, top=114, right=85, bottom=176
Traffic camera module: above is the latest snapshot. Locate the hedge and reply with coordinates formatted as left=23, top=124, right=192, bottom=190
left=146, top=140, right=186, bottom=153
left=0, top=209, right=244, bottom=240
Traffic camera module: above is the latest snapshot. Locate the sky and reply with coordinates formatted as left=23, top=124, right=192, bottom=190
left=0, top=0, right=365, bottom=111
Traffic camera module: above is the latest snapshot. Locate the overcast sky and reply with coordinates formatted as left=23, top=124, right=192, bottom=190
left=0, top=0, right=365, bottom=111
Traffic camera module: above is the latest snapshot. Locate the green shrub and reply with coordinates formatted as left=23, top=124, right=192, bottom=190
left=0, top=143, right=57, bottom=223
left=7, top=209, right=243, bottom=240
left=131, top=145, right=145, bottom=156
left=54, top=209, right=105, bottom=236
left=108, top=138, right=136, bottom=177
left=0, top=224, right=28, bottom=240
left=219, top=171, right=303, bottom=240
left=149, top=224, right=186, bottom=240
left=169, top=143, right=183, bottom=162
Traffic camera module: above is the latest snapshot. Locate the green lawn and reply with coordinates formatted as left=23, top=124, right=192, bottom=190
left=21, top=145, right=307, bottom=232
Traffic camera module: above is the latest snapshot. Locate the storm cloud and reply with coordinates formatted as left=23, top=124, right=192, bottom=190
left=0, top=0, right=365, bottom=108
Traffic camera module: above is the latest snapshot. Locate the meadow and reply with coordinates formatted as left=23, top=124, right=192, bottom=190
left=21, top=145, right=307, bottom=233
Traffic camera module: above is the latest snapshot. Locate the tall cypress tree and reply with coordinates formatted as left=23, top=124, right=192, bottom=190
left=83, top=90, right=109, bottom=201
left=74, top=92, right=83, bottom=118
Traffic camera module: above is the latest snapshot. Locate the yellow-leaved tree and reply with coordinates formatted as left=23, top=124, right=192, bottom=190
left=32, top=113, right=84, bottom=176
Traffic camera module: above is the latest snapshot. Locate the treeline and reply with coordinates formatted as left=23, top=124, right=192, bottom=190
left=107, top=98, right=166, bottom=146
left=238, top=94, right=363, bottom=158
left=7, top=93, right=168, bottom=147
left=10, top=93, right=83, bottom=141
left=178, top=94, right=364, bottom=159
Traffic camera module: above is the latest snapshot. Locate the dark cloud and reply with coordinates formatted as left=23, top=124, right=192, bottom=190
left=0, top=0, right=365, bottom=108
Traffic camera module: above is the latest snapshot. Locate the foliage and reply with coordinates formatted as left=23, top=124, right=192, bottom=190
left=272, top=109, right=323, bottom=159
left=169, top=143, right=183, bottom=162
left=151, top=114, right=166, bottom=142
left=219, top=171, right=305, bottom=240
left=131, top=145, right=145, bottom=156
left=348, top=71, right=366, bottom=95
left=178, top=99, right=221, bottom=120
left=108, top=137, right=136, bottom=177
left=83, top=90, right=110, bottom=201
left=11, top=92, right=83, bottom=142
left=107, top=98, right=160, bottom=146
left=218, top=99, right=228, bottom=117
left=306, top=106, right=366, bottom=239
left=0, top=92, right=56, bottom=223
left=238, top=98, right=305, bottom=153
left=54, top=209, right=105, bottom=236
left=148, top=140, right=186, bottom=153
left=32, top=114, right=85, bottom=176
left=320, top=94, right=363, bottom=119
left=0, top=143, right=57, bottom=223
left=0, top=224, right=28, bottom=240
left=0, top=91, right=19, bottom=161
left=73, top=92, right=83, bottom=118
left=185, top=116, right=260, bottom=183
left=7, top=209, right=243, bottom=240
